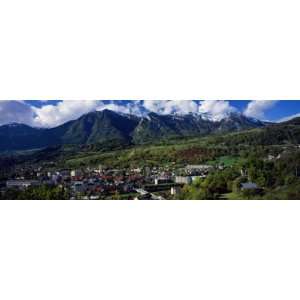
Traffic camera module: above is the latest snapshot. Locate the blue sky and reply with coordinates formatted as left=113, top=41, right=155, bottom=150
left=1, top=100, right=300, bottom=128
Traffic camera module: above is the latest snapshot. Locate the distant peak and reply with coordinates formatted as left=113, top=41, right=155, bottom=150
left=2, top=122, right=27, bottom=127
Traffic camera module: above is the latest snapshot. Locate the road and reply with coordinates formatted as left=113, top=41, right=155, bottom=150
left=135, top=188, right=165, bottom=200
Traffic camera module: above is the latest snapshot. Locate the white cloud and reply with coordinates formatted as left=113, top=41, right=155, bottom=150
left=0, top=101, right=37, bottom=126
left=198, top=100, right=236, bottom=121
left=277, top=113, right=300, bottom=123
left=244, top=100, right=278, bottom=119
left=142, top=100, right=236, bottom=120
left=32, top=100, right=100, bottom=127
left=96, top=100, right=146, bottom=116
left=0, top=100, right=238, bottom=128
left=33, top=100, right=204, bottom=127
left=143, top=100, right=199, bottom=115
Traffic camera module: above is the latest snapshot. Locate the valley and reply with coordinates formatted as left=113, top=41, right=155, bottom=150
left=1, top=111, right=300, bottom=200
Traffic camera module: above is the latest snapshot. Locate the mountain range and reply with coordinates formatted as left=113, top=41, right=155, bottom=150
left=0, top=109, right=268, bottom=151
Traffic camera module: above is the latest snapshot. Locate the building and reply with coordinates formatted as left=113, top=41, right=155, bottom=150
left=6, top=180, right=40, bottom=189
left=154, top=177, right=171, bottom=185
left=185, top=164, right=213, bottom=175
left=241, top=182, right=258, bottom=190
left=71, top=170, right=82, bottom=177
left=51, top=174, right=61, bottom=184
left=94, top=165, right=105, bottom=174
left=72, top=181, right=86, bottom=193
left=132, top=168, right=142, bottom=173
left=240, top=168, right=247, bottom=177
left=267, top=154, right=275, bottom=161
left=175, top=176, right=192, bottom=184
left=171, top=186, right=181, bottom=195
left=186, top=164, right=212, bottom=170
left=60, top=170, right=70, bottom=177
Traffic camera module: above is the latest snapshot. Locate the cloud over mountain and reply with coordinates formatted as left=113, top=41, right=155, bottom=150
left=0, top=101, right=36, bottom=126
left=244, top=100, right=279, bottom=119
left=198, top=100, right=237, bottom=121
left=1, top=100, right=239, bottom=128
left=2, top=100, right=293, bottom=128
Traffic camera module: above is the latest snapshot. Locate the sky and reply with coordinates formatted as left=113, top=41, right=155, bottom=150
left=0, top=100, right=300, bottom=128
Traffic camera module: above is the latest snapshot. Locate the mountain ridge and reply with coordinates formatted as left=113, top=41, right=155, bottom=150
left=0, top=109, right=268, bottom=151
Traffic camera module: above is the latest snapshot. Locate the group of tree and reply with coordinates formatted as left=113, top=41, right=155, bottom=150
left=0, top=185, right=70, bottom=200
left=178, top=147, right=300, bottom=200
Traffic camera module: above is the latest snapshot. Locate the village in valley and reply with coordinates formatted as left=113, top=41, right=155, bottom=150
left=1, top=141, right=300, bottom=200
left=0, top=163, right=219, bottom=200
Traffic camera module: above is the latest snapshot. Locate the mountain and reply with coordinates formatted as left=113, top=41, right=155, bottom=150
left=0, top=110, right=266, bottom=151
left=217, top=117, right=300, bottom=146
left=132, top=112, right=265, bottom=143
left=57, top=110, right=139, bottom=145
left=0, top=123, right=52, bottom=151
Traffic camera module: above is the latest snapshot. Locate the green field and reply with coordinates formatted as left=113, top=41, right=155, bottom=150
left=206, top=156, right=240, bottom=167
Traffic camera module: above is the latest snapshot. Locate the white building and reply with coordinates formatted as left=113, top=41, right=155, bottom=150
left=175, top=176, right=192, bottom=184
left=51, top=174, right=60, bottom=184
left=186, top=164, right=213, bottom=172
left=154, top=177, right=171, bottom=185
left=171, top=186, right=181, bottom=195
left=56, top=170, right=70, bottom=178
left=6, top=180, right=40, bottom=189
left=71, top=170, right=82, bottom=177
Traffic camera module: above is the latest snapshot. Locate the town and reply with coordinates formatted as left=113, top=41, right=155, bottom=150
left=0, top=163, right=218, bottom=200
left=1, top=141, right=300, bottom=200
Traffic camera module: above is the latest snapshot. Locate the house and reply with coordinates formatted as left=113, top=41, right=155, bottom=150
left=241, top=182, right=258, bottom=190
left=185, top=164, right=213, bottom=175
left=154, top=177, right=171, bottom=185
left=171, top=186, right=181, bottom=195
left=132, top=168, right=142, bottom=173
left=186, top=164, right=212, bottom=170
left=6, top=180, right=40, bottom=189
left=94, top=165, right=105, bottom=174
left=57, top=170, right=70, bottom=177
left=72, top=181, right=86, bottom=193
left=51, top=174, right=61, bottom=184
left=240, top=168, right=247, bottom=177
left=175, top=176, right=192, bottom=185
left=71, top=169, right=82, bottom=177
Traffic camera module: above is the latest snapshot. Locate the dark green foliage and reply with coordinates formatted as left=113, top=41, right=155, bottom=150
left=0, top=185, right=70, bottom=200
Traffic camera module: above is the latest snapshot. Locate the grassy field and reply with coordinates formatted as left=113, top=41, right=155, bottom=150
left=207, top=155, right=240, bottom=167
left=221, top=192, right=243, bottom=200
left=62, top=136, right=231, bottom=169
